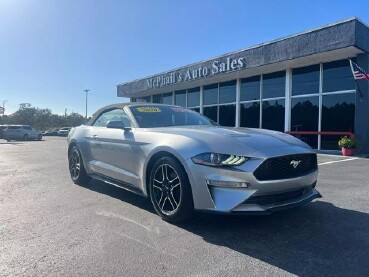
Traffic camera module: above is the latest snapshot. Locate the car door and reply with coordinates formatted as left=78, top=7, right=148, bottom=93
left=88, top=108, right=136, bottom=185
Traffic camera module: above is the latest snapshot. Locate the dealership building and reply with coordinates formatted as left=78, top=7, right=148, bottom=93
left=117, top=18, right=369, bottom=152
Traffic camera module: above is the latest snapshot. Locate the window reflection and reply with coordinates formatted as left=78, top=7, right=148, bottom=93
left=219, top=80, right=236, bottom=104
left=175, top=90, right=186, bottom=107
left=292, top=65, right=320, bottom=96
left=323, top=60, right=355, bottom=92
left=262, top=99, right=285, bottom=131
left=241, top=76, right=260, bottom=101
left=162, top=92, right=173, bottom=105
left=203, top=106, right=218, bottom=123
left=187, top=87, right=200, bottom=107
left=321, top=93, right=355, bottom=149
left=203, top=84, right=218, bottom=105
left=291, top=97, right=319, bottom=148
left=153, top=94, right=162, bottom=103
left=240, top=102, right=260, bottom=128
left=263, top=71, right=285, bottom=99
left=219, top=104, right=236, bottom=127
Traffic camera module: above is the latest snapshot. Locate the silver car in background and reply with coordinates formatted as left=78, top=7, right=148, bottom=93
left=67, top=103, right=321, bottom=223
left=4, top=125, right=42, bottom=141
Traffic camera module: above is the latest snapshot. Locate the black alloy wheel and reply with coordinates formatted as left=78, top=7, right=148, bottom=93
left=68, top=145, right=90, bottom=185
left=149, top=156, right=194, bottom=223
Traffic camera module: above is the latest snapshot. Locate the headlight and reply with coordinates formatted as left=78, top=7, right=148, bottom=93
left=191, top=153, right=250, bottom=167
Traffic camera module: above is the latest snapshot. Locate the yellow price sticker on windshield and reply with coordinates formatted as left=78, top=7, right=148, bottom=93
left=136, top=107, right=161, bottom=113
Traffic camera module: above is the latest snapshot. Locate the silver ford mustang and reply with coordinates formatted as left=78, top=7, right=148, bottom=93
left=67, top=103, right=321, bottom=223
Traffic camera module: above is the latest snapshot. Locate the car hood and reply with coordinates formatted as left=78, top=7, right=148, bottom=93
left=145, top=126, right=313, bottom=158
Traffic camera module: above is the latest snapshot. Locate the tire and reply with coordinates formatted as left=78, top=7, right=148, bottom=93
left=23, top=134, right=28, bottom=141
left=149, top=156, right=194, bottom=223
left=38, top=134, right=42, bottom=141
left=68, top=145, right=91, bottom=185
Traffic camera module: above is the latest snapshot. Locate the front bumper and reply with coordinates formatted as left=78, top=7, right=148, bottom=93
left=183, top=158, right=320, bottom=214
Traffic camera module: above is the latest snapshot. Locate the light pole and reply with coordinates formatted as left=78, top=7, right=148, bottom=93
left=2, top=100, right=7, bottom=117
left=83, top=89, right=90, bottom=119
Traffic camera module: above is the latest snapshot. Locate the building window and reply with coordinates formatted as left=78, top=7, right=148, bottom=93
left=153, top=94, right=162, bottom=103
left=203, top=106, right=218, bottom=123
left=203, top=84, right=218, bottom=105
left=263, top=71, right=285, bottom=99
left=323, top=59, right=355, bottom=93
left=321, top=93, right=355, bottom=149
left=187, top=87, right=200, bottom=107
left=292, top=65, right=320, bottom=96
left=219, top=104, right=236, bottom=127
left=240, top=76, right=260, bottom=101
left=262, top=99, right=285, bottom=132
left=175, top=90, right=186, bottom=107
left=240, top=102, right=260, bottom=128
left=291, top=96, right=319, bottom=148
left=219, top=80, right=236, bottom=104
left=162, top=92, right=173, bottom=105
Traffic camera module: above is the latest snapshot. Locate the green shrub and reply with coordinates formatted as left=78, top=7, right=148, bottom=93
left=338, top=136, right=357, bottom=149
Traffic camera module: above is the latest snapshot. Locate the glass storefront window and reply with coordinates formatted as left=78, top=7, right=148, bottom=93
left=203, top=106, right=218, bottom=123
left=323, top=59, right=355, bottom=92
left=263, top=71, right=285, bottom=99
left=321, top=93, right=355, bottom=149
left=240, top=102, right=260, bottom=128
left=292, top=65, right=320, bottom=96
left=262, top=99, right=285, bottom=132
left=187, top=87, right=200, bottom=107
left=219, top=80, right=236, bottom=104
left=291, top=96, right=319, bottom=148
left=203, top=84, right=218, bottom=105
left=162, top=92, right=173, bottom=105
left=219, top=104, right=236, bottom=127
left=153, top=94, right=162, bottom=103
left=240, top=76, right=260, bottom=101
left=175, top=90, right=186, bottom=107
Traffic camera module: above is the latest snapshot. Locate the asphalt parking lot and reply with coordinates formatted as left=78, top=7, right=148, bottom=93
left=1, top=137, right=369, bottom=277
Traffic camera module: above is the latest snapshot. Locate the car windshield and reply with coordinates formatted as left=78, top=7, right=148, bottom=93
left=130, top=105, right=214, bottom=128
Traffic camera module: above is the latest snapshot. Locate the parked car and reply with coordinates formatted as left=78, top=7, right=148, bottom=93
left=43, top=128, right=60, bottom=136
left=58, top=127, right=71, bottom=136
left=67, top=103, right=321, bottom=223
left=0, top=125, right=8, bottom=139
left=4, top=125, right=42, bottom=141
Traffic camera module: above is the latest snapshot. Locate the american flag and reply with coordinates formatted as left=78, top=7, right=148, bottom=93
left=349, top=59, right=369, bottom=81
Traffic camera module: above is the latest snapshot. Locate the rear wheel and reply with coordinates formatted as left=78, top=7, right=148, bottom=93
left=149, top=156, right=194, bottom=223
left=68, top=145, right=91, bottom=185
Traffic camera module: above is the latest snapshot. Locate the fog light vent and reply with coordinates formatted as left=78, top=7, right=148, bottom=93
left=206, top=180, right=249, bottom=188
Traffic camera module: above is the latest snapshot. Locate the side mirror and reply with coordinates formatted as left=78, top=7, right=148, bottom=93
left=106, top=120, right=131, bottom=130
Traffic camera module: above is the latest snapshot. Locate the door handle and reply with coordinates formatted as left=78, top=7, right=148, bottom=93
left=92, top=135, right=98, bottom=141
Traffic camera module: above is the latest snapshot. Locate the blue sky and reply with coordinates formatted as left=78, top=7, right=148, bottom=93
left=1, top=0, right=369, bottom=116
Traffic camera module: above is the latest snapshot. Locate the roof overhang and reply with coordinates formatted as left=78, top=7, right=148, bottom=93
left=117, top=18, right=369, bottom=98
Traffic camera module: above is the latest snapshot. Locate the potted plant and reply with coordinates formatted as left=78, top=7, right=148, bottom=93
left=338, top=136, right=357, bottom=156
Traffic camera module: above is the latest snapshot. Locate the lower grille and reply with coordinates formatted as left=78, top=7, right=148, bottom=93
left=253, top=153, right=317, bottom=181
left=245, top=186, right=313, bottom=205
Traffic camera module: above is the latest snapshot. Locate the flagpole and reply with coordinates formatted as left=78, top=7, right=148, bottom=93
left=348, top=58, right=363, bottom=101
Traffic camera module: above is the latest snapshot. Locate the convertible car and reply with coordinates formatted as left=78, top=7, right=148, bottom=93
left=67, top=103, right=321, bottom=223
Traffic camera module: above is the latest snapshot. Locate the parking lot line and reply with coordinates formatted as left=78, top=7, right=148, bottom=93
left=318, top=157, right=359, bottom=166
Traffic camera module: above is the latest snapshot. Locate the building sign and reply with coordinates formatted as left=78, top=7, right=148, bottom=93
left=147, top=57, right=245, bottom=89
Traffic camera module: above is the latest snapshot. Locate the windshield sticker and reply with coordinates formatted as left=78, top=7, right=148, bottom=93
left=136, top=107, right=161, bottom=113
left=171, top=107, right=196, bottom=113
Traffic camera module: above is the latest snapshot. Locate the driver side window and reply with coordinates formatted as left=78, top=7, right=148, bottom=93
left=93, top=108, right=131, bottom=127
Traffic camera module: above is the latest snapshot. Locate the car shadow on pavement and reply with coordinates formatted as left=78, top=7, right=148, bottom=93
left=179, top=201, right=369, bottom=276
left=83, top=179, right=156, bottom=214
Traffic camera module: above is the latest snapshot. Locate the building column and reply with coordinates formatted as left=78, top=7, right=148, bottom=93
left=235, top=79, right=240, bottom=127
left=284, top=68, right=292, bottom=132
left=355, top=53, right=369, bottom=153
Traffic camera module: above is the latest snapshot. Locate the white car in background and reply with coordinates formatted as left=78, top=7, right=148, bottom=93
left=58, top=127, right=72, bottom=137
left=3, top=125, right=42, bottom=141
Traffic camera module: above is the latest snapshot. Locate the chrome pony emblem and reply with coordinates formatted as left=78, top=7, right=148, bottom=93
left=290, top=160, right=302, bottom=169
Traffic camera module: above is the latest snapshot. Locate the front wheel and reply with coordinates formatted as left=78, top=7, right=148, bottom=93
left=23, top=134, right=28, bottom=141
left=149, top=157, right=194, bottom=223
left=68, top=145, right=91, bottom=185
